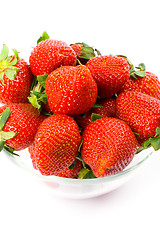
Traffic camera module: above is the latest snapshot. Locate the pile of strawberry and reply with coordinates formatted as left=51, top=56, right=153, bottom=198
left=0, top=31, right=160, bottom=179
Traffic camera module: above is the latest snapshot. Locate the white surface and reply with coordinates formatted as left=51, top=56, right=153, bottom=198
left=1, top=0, right=160, bottom=239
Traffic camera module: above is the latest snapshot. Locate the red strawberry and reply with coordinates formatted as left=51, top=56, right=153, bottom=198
left=45, top=65, right=98, bottom=116
left=0, top=103, right=45, bottom=151
left=28, top=143, right=82, bottom=178
left=55, top=159, right=82, bottom=178
left=81, top=117, right=138, bottom=178
left=0, top=45, right=33, bottom=104
left=116, top=91, right=160, bottom=144
left=28, top=143, right=37, bottom=169
left=75, top=97, right=116, bottom=130
left=119, top=71, right=160, bottom=100
left=86, top=55, right=130, bottom=98
left=29, top=114, right=81, bottom=176
left=29, top=39, right=77, bottom=76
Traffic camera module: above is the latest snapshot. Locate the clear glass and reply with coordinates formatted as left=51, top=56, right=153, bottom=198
left=4, top=147, right=156, bottom=199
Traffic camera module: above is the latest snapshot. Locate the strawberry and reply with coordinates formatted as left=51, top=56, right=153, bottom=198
left=0, top=45, right=33, bottom=104
left=81, top=117, right=138, bottom=178
left=45, top=65, right=98, bottom=116
left=28, top=143, right=37, bottom=169
left=29, top=114, right=81, bottom=176
left=0, top=103, right=45, bottom=151
left=75, top=97, right=116, bottom=130
left=116, top=91, right=160, bottom=144
left=86, top=55, right=130, bottom=98
left=119, top=71, right=160, bottom=99
left=29, top=38, right=77, bottom=76
left=55, top=159, right=82, bottom=178
left=28, top=143, right=82, bottom=178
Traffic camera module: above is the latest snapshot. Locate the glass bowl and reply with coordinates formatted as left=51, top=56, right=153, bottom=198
left=4, top=147, right=156, bottom=199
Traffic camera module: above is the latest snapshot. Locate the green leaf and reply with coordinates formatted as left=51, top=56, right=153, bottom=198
left=78, top=168, right=97, bottom=179
left=28, top=94, right=41, bottom=110
left=95, top=48, right=101, bottom=56
left=5, top=68, right=19, bottom=80
left=92, top=103, right=103, bottom=108
left=32, top=91, right=48, bottom=103
left=28, top=78, right=48, bottom=112
left=141, top=138, right=151, bottom=149
left=151, top=136, right=160, bottom=151
left=81, top=42, right=90, bottom=47
left=37, top=73, right=48, bottom=88
left=83, top=170, right=97, bottom=179
left=30, top=76, right=38, bottom=91
left=69, top=159, right=77, bottom=170
left=135, top=71, right=146, bottom=78
left=135, top=63, right=146, bottom=71
left=79, top=46, right=95, bottom=60
left=91, top=113, right=103, bottom=122
left=0, top=72, right=5, bottom=85
left=76, top=59, right=83, bottom=65
left=40, top=110, right=53, bottom=117
left=4, top=145, right=19, bottom=156
left=78, top=139, right=83, bottom=152
left=136, top=146, right=145, bottom=154
left=0, top=107, right=11, bottom=131
left=9, top=58, right=18, bottom=66
left=0, top=44, right=9, bottom=61
left=133, top=132, right=140, bottom=136
left=82, top=159, right=86, bottom=168
left=78, top=168, right=90, bottom=179
left=141, top=126, right=160, bottom=151
left=117, top=55, right=134, bottom=69
left=155, top=127, right=160, bottom=136
left=12, top=48, right=19, bottom=60
left=73, top=42, right=101, bottom=59
left=9, top=56, right=18, bottom=66
left=0, top=140, right=5, bottom=151
left=37, top=31, right=50, bottom=44
left=130, top=72, right=137, bottom=79
left=1, top=131, right=17, bottom=140
left=130, top=62, right=146, bottom=79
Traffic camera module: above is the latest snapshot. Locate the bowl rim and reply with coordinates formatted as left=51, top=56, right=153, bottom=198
left=5, top=147, right=154, bottom=185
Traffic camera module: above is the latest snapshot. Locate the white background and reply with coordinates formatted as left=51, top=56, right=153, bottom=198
left=0, top=0, right=160, bottom=239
